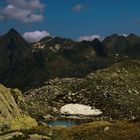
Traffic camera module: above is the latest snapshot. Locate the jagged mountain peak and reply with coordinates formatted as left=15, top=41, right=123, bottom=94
left=39, top=36, right=53, bottom=43
left=0, top=28, right=31, bottom=72
left=109, top=34, right=120, bottom=38
left=92, top=38, right=101, bottom=43
left=5, top=28, right=21, bottom=38
left=1, top=28, right=30, bottom=48
left=1, top=28, right=29, bottom=46
left=103, top=34, right=127, bottom=43
left=128, top=33, right=138, bottom=37
left=8, top=28, right=18, bottom=34
left=127, top=33, right=139, bottom=40
left=1, top=28, right=30, bottom=47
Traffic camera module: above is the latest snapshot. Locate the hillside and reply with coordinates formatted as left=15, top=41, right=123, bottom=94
left=24, top=60, right=140, bottom=120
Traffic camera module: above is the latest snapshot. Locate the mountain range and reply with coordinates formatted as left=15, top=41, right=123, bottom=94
left=0, top=28, right=140, bottom=139
left=0, top=28, right=140, bottom=91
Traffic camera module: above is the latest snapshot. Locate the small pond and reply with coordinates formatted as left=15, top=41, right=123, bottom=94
left=48, top=120, right=80, bottom=127
left=48, top=118, right=94, bottom=127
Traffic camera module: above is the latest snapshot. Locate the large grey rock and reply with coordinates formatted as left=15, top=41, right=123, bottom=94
left=29, top=134, right=51, bottom=140
left=0, top=84, right=20, bottom=121
left=0, top=132, right=25, bottom=140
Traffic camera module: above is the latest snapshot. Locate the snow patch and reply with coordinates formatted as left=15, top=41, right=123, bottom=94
left=60, top=104, right=102, bottom=116
left=34, top=42, right=45, bottom=49
left=50, top=44, right=61, bottom=52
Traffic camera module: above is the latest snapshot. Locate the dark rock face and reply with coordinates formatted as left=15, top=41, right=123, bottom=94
left=103, top=34, right=140, bottom=60
left=0, top=29, right=108, bottom=90
left=0, top=29, right=140, bottom=91
left=0, top=28, right=31, bottom=74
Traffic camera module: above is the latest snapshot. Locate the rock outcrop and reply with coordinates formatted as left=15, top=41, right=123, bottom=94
left=0, top=84, right=20, bottom=121
left=0, top=132, right=25, bottom=140
left=0, top=84, right=38, bottom=132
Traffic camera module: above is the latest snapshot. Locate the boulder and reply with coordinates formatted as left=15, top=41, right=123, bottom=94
left=0, top=84, right=20, bottom=120
left=0, top=132, right=25, bottom=140
left=0, top=84, right=38, bottom=132
left=29, top=134, right=51, bottom=140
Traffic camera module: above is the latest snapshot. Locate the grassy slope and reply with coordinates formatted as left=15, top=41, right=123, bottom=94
left=3, top=121, right=140, bottom=140
left=53, top=121, right=140, bottom=140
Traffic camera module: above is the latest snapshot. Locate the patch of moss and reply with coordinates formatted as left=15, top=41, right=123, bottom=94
left=4, top=115, right=38, bottom=131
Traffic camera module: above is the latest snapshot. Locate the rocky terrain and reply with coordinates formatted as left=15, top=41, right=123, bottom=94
left=0, top=61, right=139, bottom=140
left=0, top=29, right=140, bottom=139
left=24, top=60, right=140, bottom=121
left=0, top=83, right=139, bottom=140
left=0, top=59, right=139, bottom=139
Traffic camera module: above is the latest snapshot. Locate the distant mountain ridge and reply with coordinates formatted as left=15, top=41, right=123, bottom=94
left=103, top=33, right=140, bottom=59
left=0, top=28, right=139, bottom=91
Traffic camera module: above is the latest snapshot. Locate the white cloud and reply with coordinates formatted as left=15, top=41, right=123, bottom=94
left=0, top=0, right=45, bottom=23
left=73, top=4, right=85, bottom=12
left=23, top=31, right=50, bottom=42
left=78, top=35, right=101, bottom=42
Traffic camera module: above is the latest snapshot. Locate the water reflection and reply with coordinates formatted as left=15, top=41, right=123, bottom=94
left=48, top=118, right=93, bottom=127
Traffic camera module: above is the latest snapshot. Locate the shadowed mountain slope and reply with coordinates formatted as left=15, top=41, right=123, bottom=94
left=0, top=29, right=139, bottom=91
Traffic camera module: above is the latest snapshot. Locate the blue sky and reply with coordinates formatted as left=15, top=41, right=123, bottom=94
left=0, top=0, right=140, bottom=41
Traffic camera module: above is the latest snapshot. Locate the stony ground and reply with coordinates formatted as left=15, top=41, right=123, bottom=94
left=24, top=59, right=140, bottom=121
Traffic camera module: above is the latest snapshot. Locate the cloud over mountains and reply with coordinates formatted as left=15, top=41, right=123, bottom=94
left=0, top=0, right=45, bottom=23
left=23, top=30, right=50, bottom=42
left=78, top=35, right=101, bottom=41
